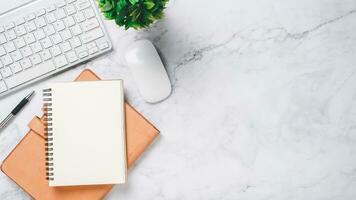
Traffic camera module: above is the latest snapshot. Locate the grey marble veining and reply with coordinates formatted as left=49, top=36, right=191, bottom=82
left=1, top=0, right=356, bottom=199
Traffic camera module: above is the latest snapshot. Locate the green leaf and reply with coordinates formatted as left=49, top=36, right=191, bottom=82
left=116, top=0, right=127, bottom=12
left=126, top=21, right=141, bottom=29
left=128, top=0, right=139, bottom=5
left=101, top=1, right=113, bottom=12
left=144, top=1, right=155, bottom=9
left=146, top=12, right=155, bottom=21
left=103, top=11, right=116, bottom=19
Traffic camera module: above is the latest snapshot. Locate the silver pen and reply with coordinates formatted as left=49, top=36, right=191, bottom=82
left=0, top=91, right=35, bottom=129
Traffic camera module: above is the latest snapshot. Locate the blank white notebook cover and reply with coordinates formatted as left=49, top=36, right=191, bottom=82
left=45, top=81, right=126, bottom=187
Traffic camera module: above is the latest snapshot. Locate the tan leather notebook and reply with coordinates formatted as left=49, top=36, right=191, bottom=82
left=1, top=69, right=159, bottom=200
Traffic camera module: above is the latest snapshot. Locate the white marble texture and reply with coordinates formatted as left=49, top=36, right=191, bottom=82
left=1, top=0, right=356, bottom=199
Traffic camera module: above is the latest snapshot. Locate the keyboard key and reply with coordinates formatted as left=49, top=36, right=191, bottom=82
left=57, top=1, right=66, bottom=7
left=5, top=60, right=56, bottom=88
left=78, top=51, right=88, bottom=58
left=34, top=29, right=46, bottom=40
left=24, top=33, right=36, bottom=44
left=0, top=81, right=7, bottom=93
left=66, top=4, right=76, bottom=15
left=54, top=55, right=68, bottom=68
left=88, top=46, right=98, bottom=54
left=26, top=13, right=36, bottom=21
left=81, top=28, right=103, bottom=43
left=0, top=46, right=6, bottom=56
left=44, top=24, right=56, bottom=36
left=0, top=26, right=4, bottom=33
left=50, top=46, right=62, bottom=56
left=47, top=5, right=56, bottom=12
left=71, top=24, right=82, bottom=36
left=41, top=38, right=53, bottom=48
left=46, top=12, right=57, bottom=23
left=14, top=25, right=27, bottom=36
left=31, top=43, right=43, bottom=53
left=21, top=46, right=33, bottom=57
left=10, top=51, right=23, bottom=61
left=69, top=37, right=81, bottom=47
left=14, top=38, right=26, bottom=48
left=29, top=54, right=42, bottom=65
left=40, top=49, right=52, bottom=61
left=84, top=8, right=95, bottom=19
left=52, top=34, right=63, bottom=44
left=35, top=17, right=47, bottom=28
left=76, top=0, right=90, bottom=11
left=36, top=9, right=46, bottom=17
left=1, top=67, right=12, bottom=77
left=4, top=22, right=15, bottom=30
left=10, top=63, right=22, bottom=73
left=13, top=38, right=26, bottom=49
left=66, top=51, right=78, bottom=62
left=74, top=12, right=85, bottom=23
left=4, top=41, right=16, bottom=53
left=15, top=17, right=26, bottom=26
left=54, top=20, right=66, bottom=31
left=60, top=41, right=71, bottom=52
left=20, top=58, right=32, bottom=69
left=64, top=16, right=75, bottom=27
left=5, top=29, right=17, bottom=41
left=25, top=21, right=37, bottom=32
left=87, top=42, right=96, bottom=49
left=56, top=8, right=66, bottom=19
left=1, top=55, right=13, bottom=66
left=81, top=18, right=99, bottom=32
left=0, top=34, right=6, bottom=44
left=60, top=29, right=72, bottom=41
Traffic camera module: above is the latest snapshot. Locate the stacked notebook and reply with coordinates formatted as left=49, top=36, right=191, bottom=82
left=1, top=70, right=159, bottom=199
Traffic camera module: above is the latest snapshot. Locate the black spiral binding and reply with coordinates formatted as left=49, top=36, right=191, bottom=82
left=43, top=88, right=54, bottom=181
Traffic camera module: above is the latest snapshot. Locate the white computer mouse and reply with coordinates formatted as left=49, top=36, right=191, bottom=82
left=125, top=40, right=172, bottom=103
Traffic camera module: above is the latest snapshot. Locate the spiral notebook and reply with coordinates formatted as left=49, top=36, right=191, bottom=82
left=43, top=81, right=127, bottom=187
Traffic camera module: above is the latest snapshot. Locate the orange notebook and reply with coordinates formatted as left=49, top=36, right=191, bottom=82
left=1, top=69, right=159, bottom=200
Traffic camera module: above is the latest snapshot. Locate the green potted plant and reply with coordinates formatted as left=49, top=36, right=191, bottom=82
left=98, top=0, right=169, bottom=30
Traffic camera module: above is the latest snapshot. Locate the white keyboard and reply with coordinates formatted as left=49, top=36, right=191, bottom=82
left=0, top=0, right=112, bottom=97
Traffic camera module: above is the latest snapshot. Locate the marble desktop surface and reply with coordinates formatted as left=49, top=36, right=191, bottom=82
left=1, top=0, right=356, bottom=199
